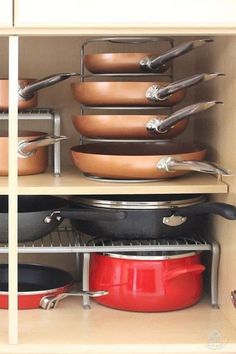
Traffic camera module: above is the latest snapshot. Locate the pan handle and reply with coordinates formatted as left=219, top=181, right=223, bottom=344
left=146, top=101, right=222, bottom=134
left=44, top=208, right=127, bottom=224
left=146, top=73, right=224, bottom=102
left=165, top=264, right=205, bottom=281
left=174, top=202, right=236, bottom=220
left=40, top=290, right=108, bottom=310
left=19, top=72, right=80, bottom=101
left=17, top=135, right=67, bottom=157
left=140, top=39, right=213, bottom=73
left=156, top=157, right=231, bottom=176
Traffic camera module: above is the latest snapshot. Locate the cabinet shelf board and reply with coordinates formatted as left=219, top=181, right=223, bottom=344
left=0, top=296, right=235, bottom=353
left=17, top=168, right=228, bottom=195
left=0, top=178, right=8, bottom=194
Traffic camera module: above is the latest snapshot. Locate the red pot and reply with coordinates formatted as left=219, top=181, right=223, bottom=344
left=89, top=251, right=205, bottom=312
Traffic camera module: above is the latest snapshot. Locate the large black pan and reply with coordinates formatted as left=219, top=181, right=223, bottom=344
left=70, top=194, right=236, bottom=239
left=0, top=196, right=126, bottom=243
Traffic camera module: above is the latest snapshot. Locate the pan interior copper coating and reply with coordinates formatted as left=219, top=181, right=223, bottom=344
left=84, top=53, right=159, bottom=73
left=71, top=142, right=205, bottom=155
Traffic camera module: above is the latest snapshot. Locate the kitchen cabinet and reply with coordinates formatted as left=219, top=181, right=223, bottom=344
left=1, top=25, right=236, bottom=354
left=13, top=0, right=236, bottom=34
left=0, top=0, right=12, bottom=27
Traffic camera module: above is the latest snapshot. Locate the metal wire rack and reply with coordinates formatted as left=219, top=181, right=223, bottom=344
left=0, top=226, right=212, bottom=253
left=0, top=226, right=220, bottom=308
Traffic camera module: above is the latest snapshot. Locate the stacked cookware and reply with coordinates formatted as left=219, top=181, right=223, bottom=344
left=66, top=37, right=235, bottom=312
left=0, top=72, right=79, bottom=176
left=70, top=37, right=228, bottom=180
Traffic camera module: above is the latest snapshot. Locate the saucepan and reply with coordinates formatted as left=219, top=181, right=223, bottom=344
left=70, top=194, right=236, bottom=239
left=0, top=195, right=126, bottom=243
left=0, top=72, right=79, bottom=110
left=0, top=130, right=67, bottom=176
left=70, top=141, right=230, bottom=180
left=71, top=72, right=223, bottom=107
left=89, top=250, right=205, bottom=312
left=84, top=38, right=213, bottom=74
left=0, top=264, right=107, bottom=309
left=72, top=101, right=221, bottom=140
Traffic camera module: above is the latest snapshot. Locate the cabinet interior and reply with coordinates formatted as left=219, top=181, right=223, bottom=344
left=1, top=35, right=236, bottom=350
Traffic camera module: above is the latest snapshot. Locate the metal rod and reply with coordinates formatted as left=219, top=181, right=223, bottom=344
left=82, top=253, right=91, bottom=309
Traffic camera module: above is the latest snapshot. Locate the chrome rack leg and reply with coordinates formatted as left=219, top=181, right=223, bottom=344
left=82, top=253, right=91, bottom=309
left=53, top=110, right=61, bottom=176
left=211, top=239, right=220, bottom=308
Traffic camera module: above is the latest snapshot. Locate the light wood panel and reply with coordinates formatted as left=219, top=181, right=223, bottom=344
left=0, top=0, right=12, bottom=27
left=12, top=296, right=236, bottom=352
left=194, top=37, right=236, bottom=330
left=0, top=178, right=8, bottom=194
left=17, top=167, right=228, bottom=195
left=13, top=0, right=236, bottom=31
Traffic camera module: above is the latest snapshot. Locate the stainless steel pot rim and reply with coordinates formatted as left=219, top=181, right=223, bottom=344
left=102, top=251, right=198, bottom=260
left=73, top=195, right=206, bottom=210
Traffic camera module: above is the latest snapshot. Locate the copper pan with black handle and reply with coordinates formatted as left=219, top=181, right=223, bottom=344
left=71, top=141, right=230, bottom=180
left=84, top=39, right=213, bottom=74
left=72, top=101, right=222, bottom=140
left=71, top=73, right=223, bottom=107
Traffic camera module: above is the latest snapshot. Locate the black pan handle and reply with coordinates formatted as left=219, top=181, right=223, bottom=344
left=146, top=73, right=224, bottom=102
left=140, top=39, right=213, bottom=73
left=146, top=101, right=222, bottom=134
left=174, top=202, right=236, bottom=220
left=44, top=208, right=127, bottom=224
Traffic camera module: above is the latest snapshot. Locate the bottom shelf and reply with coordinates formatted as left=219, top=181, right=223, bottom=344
left=0, top=295, right=236, bottom=353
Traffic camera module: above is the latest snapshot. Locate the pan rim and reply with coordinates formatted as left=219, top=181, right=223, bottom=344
left=71, top=142, right=207, bottom=156
left=0, top=263, right=73, bottom=295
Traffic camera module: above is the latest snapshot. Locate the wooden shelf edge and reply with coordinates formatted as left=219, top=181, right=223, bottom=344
left=0, top=296, right=236, bottom=352
left=1, top=25, right=236, bottom=36
left=16, top=169, right=229, bottom=195
left=0, top=343, right=236, bottom=354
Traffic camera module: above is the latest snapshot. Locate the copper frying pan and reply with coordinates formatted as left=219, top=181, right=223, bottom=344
left=71, top=73, right=223, bottom=107
left=71, top=142, right=229, bottom=180
left=72, top=101, right=221, bottom=140
left=0, top=131, right=67, bottom=176
left=0, top=72, right=79, bottom=110
left=84, top=39, right=213, bottom=74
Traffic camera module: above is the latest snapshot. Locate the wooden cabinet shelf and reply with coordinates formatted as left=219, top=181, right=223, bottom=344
left=0, top=178, right=8, bottom=195
left=15, top=168, right=229, bottom=195
left=0, top=295, right=235, bottom=353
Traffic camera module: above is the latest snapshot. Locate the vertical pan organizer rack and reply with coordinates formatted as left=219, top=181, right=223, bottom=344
left=0, top=108, right=62, bottom=175
left=79, top=36, right=174, bottom=144
left=78, top=36, right=176, bottom=182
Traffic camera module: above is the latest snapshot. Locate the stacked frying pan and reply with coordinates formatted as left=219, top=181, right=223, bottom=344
left=70, top=38, right=229, bottom=180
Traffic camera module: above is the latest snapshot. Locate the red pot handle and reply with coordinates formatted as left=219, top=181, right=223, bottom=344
left=165, top=264, right=206, bottom=281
